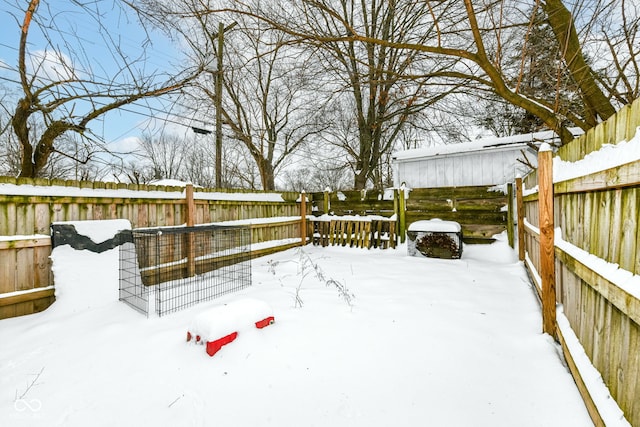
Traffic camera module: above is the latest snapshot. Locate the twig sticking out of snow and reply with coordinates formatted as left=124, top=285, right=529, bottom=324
left=168, top=394, right=184, bottom=408
left=15, top=367, right=44, bottom=401
left=271, top=248, right=355, bottom=309
left=296, top=249, right=355, bottom=309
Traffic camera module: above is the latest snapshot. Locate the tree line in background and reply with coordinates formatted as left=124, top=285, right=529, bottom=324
left=0, top=0, right=638, bottom=190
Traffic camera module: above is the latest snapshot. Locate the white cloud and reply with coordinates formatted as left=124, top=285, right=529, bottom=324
left=109, top=136, right=142, bottom=154
left=28, top=49, right=79, bottom=82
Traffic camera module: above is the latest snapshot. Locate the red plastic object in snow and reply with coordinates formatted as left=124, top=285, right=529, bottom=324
left=206, top=332, right=238, bottom=357
left=187, top=299, right=275, bottom=357
left=186, top=332, right=202, bottom=342
left=255, top=316, right=275, bottom=329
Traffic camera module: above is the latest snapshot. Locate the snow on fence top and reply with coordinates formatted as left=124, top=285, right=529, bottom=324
left=0, top=178, right=290, bottom=203
left=309, top=213, right=397, bottom=222
left=552, top=126, right=640, bottom=183
left=522, top=125, right=640, bottom=195
left=0, top=234, right=50, bottom=242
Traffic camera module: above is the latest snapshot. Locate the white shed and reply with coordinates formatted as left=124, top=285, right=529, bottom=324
left=392, top=130, right=579, bottom=188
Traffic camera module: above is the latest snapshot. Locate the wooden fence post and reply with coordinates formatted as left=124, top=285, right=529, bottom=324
left=515, top=177, right=525, bottom=261
left=185, top=184, right=196, bottom=276
left=398, top=185, right=406, bottom=243
left=538, top=145, right=557, bottom=338
left=300, top=191, right=307, bottom=246
left=323, top=189, right=330, bottom=214
left=507, top=182, right=515, bottom=248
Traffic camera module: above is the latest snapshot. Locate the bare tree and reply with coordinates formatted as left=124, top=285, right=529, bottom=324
left=278, top=160, right=352, bottom=193
left=215, top=22, right=326, bottom=190
left=1, top=106, right=101, bottom=179
left=129, top=1, right=328, bottom=190
left=266, top=1, right=460, bottom=189
left=115, top=159, right=155, bottom=185
left=591, top=0, right=640, bottom=104
left=101, top=0, right=639, bottom=192
left=5, top=0, right=203, bottom=178
left=0, top=91, right=21, bottom=175
left=207, top=0, right=638, bottom=146
left=182, top=134, right=254, bottom=188
left=541, top=0, right=617, bottom=124
left=138, top=133, right=191, bottom=181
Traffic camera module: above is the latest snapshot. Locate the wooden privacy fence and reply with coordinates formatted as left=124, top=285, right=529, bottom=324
left=309, top=215, right=397, bottom=249
left=0, top=178, right=307, bottom=320
left=405, top=187, right=509, bottom=243
left=310, top=185, right=509, bottom=244
left=519, top=98, right=640, bottom=426
left=0, top=177, right=301, bottom=236
left=0, top=235, right=54, bottom=319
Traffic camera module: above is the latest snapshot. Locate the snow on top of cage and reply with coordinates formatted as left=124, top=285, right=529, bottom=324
left=408, top=219, right=461, bottom=233
left=52, top=219, right=131, bottom=243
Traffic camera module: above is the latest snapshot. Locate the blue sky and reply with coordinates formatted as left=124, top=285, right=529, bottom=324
left=0, top=1, right=195, bottom=153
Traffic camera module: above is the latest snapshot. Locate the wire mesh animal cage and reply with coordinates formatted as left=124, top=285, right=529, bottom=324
left=119, top=224, right=251, bottom=317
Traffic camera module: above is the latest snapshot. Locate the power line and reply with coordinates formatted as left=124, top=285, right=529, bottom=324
left=1, top=64, right=350, bottom=166
left=0, top=62, right=215, bottom=128
left=0, top=56, right=340, bottom=164
left=0, top=17, right=184, bottom=88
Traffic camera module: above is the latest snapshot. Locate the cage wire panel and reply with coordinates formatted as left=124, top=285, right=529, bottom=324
left=119, top=240, right=149, bottom=315
left=119, top=225, right=252, bottom=316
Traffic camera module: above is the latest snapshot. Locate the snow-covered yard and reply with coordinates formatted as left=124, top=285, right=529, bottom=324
left=0, top=234, right=593, bottom=427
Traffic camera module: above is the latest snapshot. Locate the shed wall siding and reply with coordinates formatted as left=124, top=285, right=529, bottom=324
left=396, top=148, right=535, bottom=188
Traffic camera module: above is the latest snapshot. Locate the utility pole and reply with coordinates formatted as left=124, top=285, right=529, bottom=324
left=213, top=21, right=236, bottom=188
left=215, top=22, right=224, bottom=189
left=193, top=22, right=236, bottom=188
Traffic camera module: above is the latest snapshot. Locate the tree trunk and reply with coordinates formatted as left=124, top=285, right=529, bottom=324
left=12, top=98, right=34, bottom=177
left=258, top=158, right=276, bottom=191
left=542, top=0, right=616, bottom=121
left=354, top=170, right=368, bottom=190
left=14, top=114, right=71, bottom=178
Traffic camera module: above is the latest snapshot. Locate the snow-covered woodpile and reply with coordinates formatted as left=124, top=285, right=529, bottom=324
left=407, top=219, right=462, bottom=259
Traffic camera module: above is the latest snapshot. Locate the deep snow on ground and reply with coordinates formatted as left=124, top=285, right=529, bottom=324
left=0, top=235, right=594, bottom=427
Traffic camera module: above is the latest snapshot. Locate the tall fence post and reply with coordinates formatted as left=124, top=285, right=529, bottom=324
left=538, top=145, right=556, bottom=338
left=515, top=177, right=525, bottom=261
left=507, top=182, right=515, bottom=248
left=398, top=185, right=406, bottom=243
left=300, top=191, right=307, bottom=246
left=185, top=183, right=196, bottom=276
left=323, top=188, right=330, bottom=214
left=185, top=183, right=196, bottom=227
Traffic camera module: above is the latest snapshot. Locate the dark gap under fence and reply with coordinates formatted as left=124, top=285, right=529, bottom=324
left=119, top=224, right=251, bottom=317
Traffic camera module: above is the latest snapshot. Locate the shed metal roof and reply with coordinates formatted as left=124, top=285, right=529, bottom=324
left=393, top=128, right=583, bottom=162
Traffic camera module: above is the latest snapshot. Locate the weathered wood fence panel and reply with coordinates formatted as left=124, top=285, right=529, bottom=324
left=310, top=216, right=397, bottom=249
left=406, top=186, right=508, bottom=242
left=520, top=97, right=640, bottom=426
left=311, top=189, right=395, bottom=216
left=0, top=237, right=54, bottom=319
left=0, top=182, right=302, bottom=233
left=0, top=178, right=305, bottom=320
left=311, top=185, right=508, bottom=244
